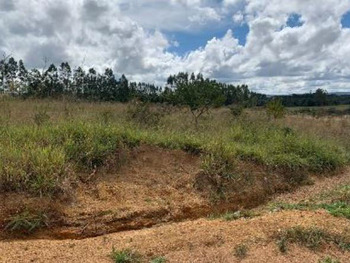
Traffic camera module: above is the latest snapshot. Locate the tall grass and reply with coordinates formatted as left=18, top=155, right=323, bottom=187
left=0, top=99, right=348, bottom=196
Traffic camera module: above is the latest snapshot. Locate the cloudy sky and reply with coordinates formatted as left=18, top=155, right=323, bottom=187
left=1, top=0, right=350, bottom=94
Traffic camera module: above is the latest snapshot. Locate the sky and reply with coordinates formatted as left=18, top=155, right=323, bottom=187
left=1, top=0, right=350, bottom=94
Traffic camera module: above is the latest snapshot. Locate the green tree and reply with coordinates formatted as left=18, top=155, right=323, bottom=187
left=314, top=88, right=328, bottom=106
left=174, top=74, right=225, bottom=127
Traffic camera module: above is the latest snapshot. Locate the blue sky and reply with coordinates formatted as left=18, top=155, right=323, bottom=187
left=342, top=11, right=350, bottom=28
left=167, top=23, right=249, bottom=55
left=1, top=0, right=350, bottom=94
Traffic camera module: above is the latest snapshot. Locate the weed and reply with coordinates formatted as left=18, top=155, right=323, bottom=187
left=5, top=211, right=49, bottom=233
left=229, top=105, right=244, bottom=117
left=234, top=244, right=248, bottom=259
left=110, top=248, right=141, bottom=263
left=150, top=256, right=167, bottom=263
left=222, top=210, right=256, bottom=221
left=275, top=226, right=350, bottom=253
left=318, top=256, right=340, bottom=263
left=127, top=100, right=163, bottom=127
left=201, top=151, right=235, bottom=179
left=33, top=109, right=50, bottom=126
left=100, top=110, right=113, bottom=124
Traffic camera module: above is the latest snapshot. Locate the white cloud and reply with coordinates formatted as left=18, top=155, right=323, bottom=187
left=1, top=0, right=350, bottom=93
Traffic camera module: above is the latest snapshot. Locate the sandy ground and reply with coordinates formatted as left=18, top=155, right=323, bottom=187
left=1, top=210, right=350, bottom=263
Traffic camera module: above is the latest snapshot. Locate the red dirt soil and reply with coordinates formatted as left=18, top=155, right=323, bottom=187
left=1, top=146, right=350, bottom=262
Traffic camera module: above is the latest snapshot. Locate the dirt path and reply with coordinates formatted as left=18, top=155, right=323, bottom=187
left=271, top=168, right=350, bottom=204
left=1, top=210, right=350, bottom=263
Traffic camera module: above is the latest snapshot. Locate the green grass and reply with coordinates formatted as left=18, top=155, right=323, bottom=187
left=5, top=211, right=49, bottom=233
left=150, top=257, right=167, bottom=263
left=0, top=99, right=348, bottom=196
left=276, top=226, right=350, bottom=253
left=318, top=256, right=340, bottom=263
left=270, top=185, right=350, bottom=220
left=110, top=248, right=141, bottom=263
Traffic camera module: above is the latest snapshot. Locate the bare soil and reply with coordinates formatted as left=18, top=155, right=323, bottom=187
left=1, top=146, right=350, bottom=262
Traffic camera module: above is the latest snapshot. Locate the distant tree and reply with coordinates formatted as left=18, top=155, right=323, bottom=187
left=73, top=67, right=86, bottom=97
left=101, top=68, right=117, bottom=101
left=26, top=69, right=42, bottom=97
left=118, top=74, right=130, bottom=102
left=59, top=62, right=72, bottom=94
left=17, top=60, right=29, bottom=94
left=314, top=88, right=328, bottom=106
left=43, top=64, right=62, bottom=97
left=6, top=57, right=18, bottom=94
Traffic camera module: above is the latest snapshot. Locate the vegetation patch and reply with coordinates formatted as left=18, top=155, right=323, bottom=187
left=110, top=248, right=141, bottom=263
left=318, top=256, right=340, bottom=263
left=271, top=185, right=350, bottom=220
left=150, top=256, right=167, bottom=263
left=5, top=210, right=49, bottom=234
left=275, top=226, right=350, bottom=253
left=234, top=243, right=249, bottom=259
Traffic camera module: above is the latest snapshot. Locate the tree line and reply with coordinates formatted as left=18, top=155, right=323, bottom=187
left=1, top=57, right=349, bottom=108
left=0, top=57, right=263, bottom=106
left=277, top=89, right=350, bottom=107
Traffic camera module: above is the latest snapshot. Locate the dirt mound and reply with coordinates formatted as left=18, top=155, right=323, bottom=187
left=1, top=145, right=295, bottom=239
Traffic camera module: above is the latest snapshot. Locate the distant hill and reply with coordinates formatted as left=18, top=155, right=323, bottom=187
left=331, top=92, right=350, bottom=96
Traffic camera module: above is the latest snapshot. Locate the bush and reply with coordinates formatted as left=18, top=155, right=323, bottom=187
left=126, top=100, right=163, bottom=126
left=33, top=108, right=50, bottom=126
left=110, top=248, right=141, bottom=263
left=266, top=99, right=285, bottom=119
left=229, top=105, right=244, bottom=117
left=234, top=244, right=248, bottom=259
left=201, top=152, right=235, bottom=179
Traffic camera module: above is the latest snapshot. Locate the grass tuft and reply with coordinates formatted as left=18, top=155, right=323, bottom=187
left=110, top=248, right=141, bottom=263
left=276, top=226, right=350, bottom=253
left=5, top=211, right=49, bottom=233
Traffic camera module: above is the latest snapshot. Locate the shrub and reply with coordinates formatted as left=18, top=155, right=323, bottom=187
left=100, top=110, right=113, bottom=124
left=201, top=152, right=235, bottom=179
left=33, top=109, right=50, bottom=126
left=229, top=105, right=244, bottom=117
left=266, top=98, right=285, bottom=119
left=234, top=244, right=248, bottom=259
left=110, top=248, right=141, bottom=263
left=126, top=100, right=163, bottom=126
